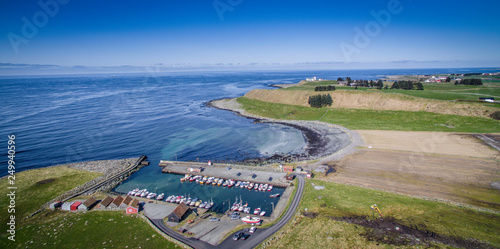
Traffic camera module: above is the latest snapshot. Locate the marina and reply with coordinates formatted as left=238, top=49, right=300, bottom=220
left=115, top=164, right=288, bottom=217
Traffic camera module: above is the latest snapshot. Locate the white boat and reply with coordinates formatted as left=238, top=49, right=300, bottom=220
left=199, top=201, right=207, bottom=208
left=243, top=206, right=251, bottom=214
left=268, top=185, right=273, bottom=191
left=156, top=193, right=165, bottom=200
left=223, top=180, right=229, bottom=187
left=205, top=199, right=214, bottom=209
left=235, top=181, right=241, bottom=187
left=254, top=184, right=259, bottom=190
left=140, top=191, right=149, bottom=198
left=253, top=207, right=261, bottom=215
left=248, top=182, right=254, bottom=189
left=241, top=216, right=261, bottom=224
left=218, top=178, right=224, bottom=186
left=270, top=193, right=280, bottom=198
left=260, top=211, right=266, bottom=216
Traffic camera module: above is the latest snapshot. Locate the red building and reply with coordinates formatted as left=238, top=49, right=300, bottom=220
left=126, top=199, right=140, bottom=214
left=70, top=202, right=82, bottom=211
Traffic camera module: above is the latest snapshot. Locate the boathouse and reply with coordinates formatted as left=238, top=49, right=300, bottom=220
left=49, top=201, right=62, bottom=210
left=123, top=196, right=133, bottom=206
left=61, top=202, right=72, bottom=211
left=79, top=197, right=98, bottom=211
left=167, top=203, right=191, bottom=223
left=70, top=202, right=82, bottom=211
left=99, top=196, right=114, bottom=209
left=126, top=199, right=140, bottom=214
left=109, top=196, right=124, bottom=209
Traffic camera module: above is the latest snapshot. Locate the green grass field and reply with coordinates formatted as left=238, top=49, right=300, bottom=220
left=3, top=211, right=179, bottom=249
left=284, top=80, right=500, bottom=102
left=0, top=166, right=102, bottom=236
left=237, top=97, right=500, bottom=133
left=263, top=179, right=500, bottom=248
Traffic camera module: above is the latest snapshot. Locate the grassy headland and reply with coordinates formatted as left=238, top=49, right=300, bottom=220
left=237, top=97, right=500, bottom=133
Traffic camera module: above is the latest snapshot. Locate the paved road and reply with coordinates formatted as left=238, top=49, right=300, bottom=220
left=148, top=175, right=305, bottom=249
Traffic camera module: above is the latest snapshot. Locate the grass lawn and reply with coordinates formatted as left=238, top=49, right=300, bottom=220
left=0, top=166, right=102, bottom=238
left=263, top=179, right=500, bottom=248
left=237, top=97, right=500, bottom=133
left=2, top=211, right=179, bottom=249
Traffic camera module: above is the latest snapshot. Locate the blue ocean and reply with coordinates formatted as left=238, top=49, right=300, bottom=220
left=0, top=68, right=494, bottom=176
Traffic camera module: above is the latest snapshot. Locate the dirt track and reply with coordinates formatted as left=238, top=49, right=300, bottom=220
left=357, top=130, right=499, bottom=159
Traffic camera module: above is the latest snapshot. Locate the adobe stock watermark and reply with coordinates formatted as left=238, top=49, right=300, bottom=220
left=7, top=0, right=70, bottom=54
left=340, top=0, right=404, bottom=62
left=213, top=0, right=243, bottom=21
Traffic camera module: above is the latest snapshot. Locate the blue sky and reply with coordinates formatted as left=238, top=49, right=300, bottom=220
left=1, top=0, right=499, bottom=74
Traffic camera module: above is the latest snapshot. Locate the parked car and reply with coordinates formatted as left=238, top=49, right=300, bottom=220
left=249, top=226, right=257, bottom=233
left=209, top=217, right=220, bottom=222
left=242, top=234, right=250, bottom=240
left=268, top=177, right=273, bottom=181
left=236, top=172, right=241, bottom=176
left=251, top=174, right=257, bottom=179
left=233, top=232, right=244, bottom=241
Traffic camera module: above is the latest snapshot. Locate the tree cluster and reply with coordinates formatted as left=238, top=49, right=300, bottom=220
left=308, top=94, right=333, bottom=108
left=391, top=81, right=423, bottom=90
left=455, top=78, right=483, bottom=86
left=314, top=85, right=336, bottom=91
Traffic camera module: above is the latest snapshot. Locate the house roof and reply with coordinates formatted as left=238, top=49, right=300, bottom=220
left=283, top=165, right=294, bottom=169
left=82, top=197, right=97, bottom=207
left=112, top=196, right=124, bottom=206
left=130, top=199, right=139, bottom=209
left=123, top=196, right=133, bottom=206
left=171, top=203, right=190, bottom=219
left=71, top=202, right=82, bottom=208
left=101, top=196, right=114, bottom=207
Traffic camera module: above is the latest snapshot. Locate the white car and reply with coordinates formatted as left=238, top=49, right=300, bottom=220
left=249, top=226, right=257, bottom=233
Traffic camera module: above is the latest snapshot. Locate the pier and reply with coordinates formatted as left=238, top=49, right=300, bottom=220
left=159, top=160, right=290, bottom=188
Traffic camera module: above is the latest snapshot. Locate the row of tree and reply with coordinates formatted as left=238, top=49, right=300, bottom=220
left=390, top=81, right=424, bottom=90
left=455, top=78, right=483, bottom=86
left=314, top=85, right=336, bottom=91
left=308, top=94, right=333, bottom=108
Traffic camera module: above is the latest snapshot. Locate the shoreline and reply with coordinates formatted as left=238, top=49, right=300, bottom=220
left=206, top=98, right=361, bottom=166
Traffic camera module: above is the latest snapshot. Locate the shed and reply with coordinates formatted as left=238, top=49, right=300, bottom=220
left=70, top=202, right=82, bottom=211
left=79, top=197, right=98, bottom=211
left=167, top=203, right=191, bottom=223
left=109, top=196, right=124, bottom=209
left=285, top=174, right=295, bottom=181
left=99, top=196, right=114, bottom=209
left=123, top=196, right=133, bottom=206
left=282, top=165, right=294, bottom=172
left=126, top=199, right=140, bottom=214
left=119, top=196, right=129, bottom=209
left=49, top=201, right=62, bottom=210
left=61, top=202, right=73, bottom=211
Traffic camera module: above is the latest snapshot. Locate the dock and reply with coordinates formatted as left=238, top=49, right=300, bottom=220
left=160, top=160, right=290, bottom=188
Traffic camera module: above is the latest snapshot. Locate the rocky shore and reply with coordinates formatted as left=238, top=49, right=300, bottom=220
left=206, top=98, right=361, bottom=166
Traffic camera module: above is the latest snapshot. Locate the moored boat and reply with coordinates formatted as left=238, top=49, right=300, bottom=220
left=241, top=216, right=261, bottom=224
left=260, top=211, right=266, bottom=216
left=268, top=185, right=273, bottom=191
left=253, top=207, right=261, bottom=215
left=156, top=193, right=165, bottom=200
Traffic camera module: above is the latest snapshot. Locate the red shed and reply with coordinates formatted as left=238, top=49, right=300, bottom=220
left=70, top=202, right=82, bottom=211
